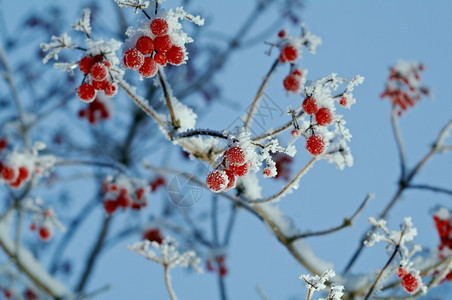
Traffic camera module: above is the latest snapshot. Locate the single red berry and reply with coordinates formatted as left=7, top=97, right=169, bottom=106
left=302, top=97, right=318, bottom=115
left=91, top=54, right=103, bottom=65
left=225, top=146, right=246, bottom=166
left=77, top=83, right=96, bottom=103
left=143, top=228, right=163, bottom=244
left=18, top=166, right=29, bottom=181
left=445, top=270, right=452, bottom=281
left=278, top=53, right=287, bottom=63
left=1, top=166, right=16, bottom=181
left=291, top=129, right=300, bottom=138
left=229, top=162, right=250, bottom=177
left=154, top=35, right=172, bottom=53
left=91, top=62, right=108, bottom=81
left=150, top=18, right=169, bottom=36
left=30, top=223, right=36, bottom=231
left=104, top=82, right=118, bottom=97
left=401, top=273, right=421, bottom=293
left=166, top=46, right=185, bottom=65
left=0, top=138, right=8, bottom=149
left=92, top=79, right=108, bottom=90
left=397, top=267, right=408, bottom=278
left=4, top=289, right=12, bottom=298
left=219, top=266, right=228, bottom=277
left=278, top=29, right=286, bottom=38
left=104, top=200, right=118, bottom=214
left=136, top=187, right=145, bottom=200
left=306, top=135, right=325, bottom=156
left=139, top=57, right=158, bottom=78
left=281, top=45, right=298, bottom=63
left=123, top=48, right=145, bottom=70
left=136, top=36, right=155, bottom=55
left=9, top=176, right=22, bottom=188
left=39, top=226, right=51, bottom=241
left=339, top=96, right=347, bottom=106
left=154, top=52, right=167, bottom=66
left=292, top=69, right=302, bottom=76
left=104, top=60, right=111, bottom=68
left=79, top=56, right=92, bottom=74
left=315, top=107, right=333, bottom=126
left=223, top=169, right=236, bottom=191
left=283, top=74, right=300, bottom=93
left=117, top=194, right=130, bottom=208
left=263, top=168, right=273, bottom=178
left=206, top=170, right=228, bottom=193
left=24, top=289, right=38, bottom=300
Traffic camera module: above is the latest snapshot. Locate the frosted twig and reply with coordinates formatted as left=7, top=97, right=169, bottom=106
left=164, top=264, right=178, bottom=300
left=157, top=69, right=179, bottom=130
left=253, top=109, right=306, bottom=141
left=391, top=106, right=407, bottom=178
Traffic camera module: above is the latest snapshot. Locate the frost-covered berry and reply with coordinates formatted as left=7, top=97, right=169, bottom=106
left=283, top=74, right=300, bottom=93
left=229, top=162, right=250, bottom=177
left=278, top=29, right=286, bottom=38
left=117, top=194, right=130, bottom=208
left=150, top=18, right=169, bottom=36
left=339, top=96, right=347, bottom=106
left=225, top=146, right=246, bottom=166
left=91, top=63, right=108, bottom=81
left=401, top=273, right=421, bottom=294
left=219, top=266, right=228, bottom=277
left=104, top=82, right=118, bottom=97
left=24, top=289, right=38, bottom=300
left=92, top=79, right=108, bottom=90
left=123, top=48, right=145, bottom=70
left=206, top=170, right=228, bottom=193
left=315, top=107, right=333, bottom=126
left=4, top=289, right=12, bottom=298
left=306, top=135, right=325, bottom=156
left=139, top=57, right=158, bottom=78
left=154, top=35, right=172, bottom=53
left=136, top=36, right=154, bottom=55
left=154, top=52, right=167, bottom=66
left=291, top=129, right=300, bottom=138
left=143, top=228, right=163, bottom=244
left=263, top=168, right=272, bottom=177
left=292, top=69, right=302, bottom=77
left=79, top=56, right=92, bottom=74
left=397, top=267, right=408, bottom=278
left=104, top=200, right=118, bottom=214
left=223, top=169, right=236, bottom=191
left=302, top=97, right=318, bottom=115
left=77, top=83, right=96, bottom=103
left=166, top=46, right=185, bottom=65
left=1, top=166, right=15, bottom=181
left=18, top=166, right=29, bottom=181
left=39, top=226, right=51, bottom=241
left=281, top=45, right=298, bottom=63
left=0, top=138, right=7, bottom=150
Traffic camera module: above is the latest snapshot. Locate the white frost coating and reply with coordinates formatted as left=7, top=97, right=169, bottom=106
left=257, top=203, right=298, bottom=236
left=365, top=217, right=418, bottom=251
left=71, top=8, right=92, bottom=36
left=40, top=33, right=76, bottom=64
left=238, top=172, right=262, bottom=200
left=293, top=239, right=334, bottom=271
left=84, top=38, right=124, bottom=80
left=115, top=0, right=149, bottom=12
left=299, top=269, right=343, bottom=300
left=127, top=237, right=203, bottom=273
left=165, top=96, right=197, bottom=132
left=0, top=213, right=72, bottom=298
left=436, top=120, right=452, bottom=150
left=434, top=207, right=451, bottom=220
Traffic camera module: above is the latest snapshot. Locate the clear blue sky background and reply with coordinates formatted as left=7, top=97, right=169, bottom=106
left=1, top=0, right=452, bottom=299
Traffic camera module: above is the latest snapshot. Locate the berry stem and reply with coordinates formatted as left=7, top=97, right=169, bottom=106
left=391, top=106, right=407, bottom=178
left=157, top=69, right=180, bottom=130
left=164, top=264, right=178, bottom=300
left=252, top=109, right=305, bottom=141
left=244, top=58, right=279, bottom=129
left=173, top=129, right=234, bottom=141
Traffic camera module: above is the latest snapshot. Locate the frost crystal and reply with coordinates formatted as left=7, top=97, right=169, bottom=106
left=40, top=33, right=77, bottom=64
left=299, top=269, right=344, bottom=300
left=71, top=8, right=92, bottom=36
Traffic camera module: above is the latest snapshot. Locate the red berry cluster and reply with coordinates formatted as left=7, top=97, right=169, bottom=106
left=150, top=176, right=166, bottom=192
left=30, top=209, right=54, bottom=242
left=432, top=211, right=452, bottom=280
left=272, top=152, right=292, bottom=181
left=397, top=267, right=421, bottom=294
left=279, top=44, right=299, bottom=64
left=206, top=255, right=228, bottom=278
left=78, top=97, right=110, bottom=124
left=0, top=137, right=7, bottom=153
left=102, top=182, right=148, bottom=214
left=143, top=228, right=163, bottom=244
left=380, top=63, right=429, bottom=116
left=283, top=68, right=303, bottom=93
left=123, top=18, right=185, bottom=78
left=77, top=54, right=117, bottom=102
left=206, top=146, right=251, bottom=193
left=0, top=163, right=31, bottom=189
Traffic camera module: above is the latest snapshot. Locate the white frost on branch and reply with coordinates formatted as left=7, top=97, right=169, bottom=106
left=365, top=217, right=418, bottom=250
left=299, top=269, right=344, bottom=300
left=53, top=62, right=77, bottom=76
left=40, top=33, right=77, bottom=64
left=71, top=8, right=92, bottom=36
left=115, top=0, right=149, bottom=13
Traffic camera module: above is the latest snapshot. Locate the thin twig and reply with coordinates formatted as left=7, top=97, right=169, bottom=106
left=391, top=107, right=407, bottom=178
left=157, top=69, right=179, bottom=129
left=252, top=109, right=305, bottom=141
left=407, top=184, right=452, bottom=197
left=164, top=264, right=178, bottom=300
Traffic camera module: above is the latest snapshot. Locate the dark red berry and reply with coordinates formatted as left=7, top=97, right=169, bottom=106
left=225, top=146, right=246, bottom=166
left=39, top=226, right=51, bottom=241
left=229, top=162, right=250, bottom=177
left=123, top=48, right=145, bottom=70
left=154, top=35, right=172, bottom=53
left=401, top=273, right=421, bottom=293
left=306, top=135, right=325, bottom=156
left=154, top=52, right=167, bottom=66
left=283, top=74, right=300, bottom=93
left=91, top=63, right=108, bottom=81
left=136, top=36, right=154, bottom=55
left=315, top=107, right=333, bottom=126
left=79, top=56, right=92, bottom=74
left=1, top=166, right=15, bottom=181
left=302, top=97, right=318, bottom=115
left=104, top=200, right=118, bottom=214
left=77, top=83, right=96, bottom=103
left=143, top=228, right=163, bottom=244
left=206, top=170, right=228, bottom=193
left=281, top=45, right=298, bottom=63
left=150, top=18, right=169, bottom=36
left=166, top=46, right=185, bottom=65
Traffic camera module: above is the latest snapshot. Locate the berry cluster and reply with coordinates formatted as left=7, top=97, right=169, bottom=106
left=123, top=18, right=185, bottom=78
left=77, top=54, right=118, bottom=103
left=102, top=179, right=149, bottom=214
left=143, top=228, right=163, bottom=244
left=283, top=68, right=303, bottom=93
left=206, top=255, right=228, bottom=278
left=380, top=61, right=429, bottom=116
left=30, top=209, right=55, bottom=242
left=206, top=146, right=251, bottom=193
left=0, top=163, right=31, bottom=189
left=78, top=97, right=111, bottom=124
left=150, top=176, right=166, bottom=192
left=397, top=267, right=422, bottom=294
left=432, top=208, right=452, bottom=280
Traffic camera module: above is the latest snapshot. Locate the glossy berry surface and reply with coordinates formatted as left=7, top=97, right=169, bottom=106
left=302, top=97, right=318, bottom=115
left=281, top=45, right=298, bottom=63
left=225, top=146, right=246, bottom=166
left=278, top=29, right=286, bottom=38
left=139, top=57, right=158, bottom=78
left=306, top=135, right=325, bottom=156
left=206, top=170, right=228, bottom=193
left=150, top=18, right=169, bottom=36
left=154, top=35, right=172, bottom=53
left=315, top=107, right=333, bottom=126
left=136, top=36, right=154, bottom=55
left=143, top=228, right=163, bottom=244
left=166, top=46, right=185, bottom=65
left=401, top=273, right=421, bottom=293
left=283, top=74, right=300, bottom=93
left=77, top=83, right=96, bottom=103
left=79, top=56, right=93, bottom=74
left=154, top=52, right=167, bottom=65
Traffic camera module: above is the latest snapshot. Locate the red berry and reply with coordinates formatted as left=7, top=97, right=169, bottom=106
left=1, top=166, right=15, bottom=181
left=117, top=194, right=130, bottom=208
left=306, top=135, right=325, bottom=156
left=9, top=176, right=22, bottom=188
left=139, top=57, right=158, bottom=78
left=229, top=162, right=250, bottom=177
left=290, top=129, right=300, bottom=138
left=206, top=170, right=228, bottom=193
left=166, top=46, right=185, bottom=65
left=278, top=29, right=286, bottom=38
left=150, top=18, right=169, bottom=36
left=223, top=169, right=236, bottom=191
left=104, top=82, right=118, bottom=97
left=339, top=96, right=347, bottom=106
left=292, top=69, right=302, bottom=76
left=30, top=223, right=36, bottom=231
left=136, top=187, right=145, bottom=200
left=281, top=45, right=298, bottom=63
left=283, top=74, right=300, bottom=93
left=225, top=146, right=246, bottom=166
left=302, top=97, right=318, bottom=115
left=91, top=54, right=103, bottom=65
left=91, top=63, right=108, bottom=81
left=123, top=48, right=145, bottom=70
left=104, top=60, right=111, bottom=68
left=136, top=36, right=154, bottom=55
left=206, top=259, right=214, bottom=272
left=79, top=56, right=92, bottom=74
left=24, top=289, right=38, bottom=300
left=77, top=83, right=96, bottom=103
left=92, top=79, right=108, bottom=90
left=18, top=166, right=29, bottom=181
left=219, top=266, right=228, bottom=277
left=4, top=289, right=12, bottom=298
left=278, top=53, right=287, bottom=63
left=143, top=228, right=163, bottom=244
left=263, top=168, right=273, bottom=177
left=315, top=107, right=333, bottom=126
left=0, top=138, right=8, bottom=150
left=39, top=226, right=51, bottom=241
left=397, top=267, right=408, bottom=278
left=154, top=52, right=167, bottom=66
left=401, top=273, right=421, bottom=293
left=154, top=35, right=172, bottom=53
left=104, top=200, right=118, bottom=214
